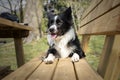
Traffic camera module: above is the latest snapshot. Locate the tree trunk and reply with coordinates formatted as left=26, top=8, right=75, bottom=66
left=24, top=0, right=43, bottom=43
left=19, top=0, right=24, bottom=23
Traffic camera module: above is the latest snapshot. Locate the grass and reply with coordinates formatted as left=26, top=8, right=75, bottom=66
left=0, top=37, right=48, bottom=69
left=0, top=36, right=105, bottom=70
left=85, top=35, right=105, bottom=70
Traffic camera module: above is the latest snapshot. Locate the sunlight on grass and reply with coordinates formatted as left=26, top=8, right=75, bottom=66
left=24, top=37, right=48, bottom=62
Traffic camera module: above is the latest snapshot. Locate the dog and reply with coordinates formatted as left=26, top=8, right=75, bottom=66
left=44, top=7, right=85, bottom=64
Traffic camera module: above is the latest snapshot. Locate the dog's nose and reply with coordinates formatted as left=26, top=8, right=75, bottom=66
left=49, top=28, right=54, bottom=32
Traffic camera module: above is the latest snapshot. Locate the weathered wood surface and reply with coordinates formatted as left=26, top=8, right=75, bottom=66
left=0, top=18, right=32, bottom=30
left=0, top=18, right=32, bottom=38
left=2, top=58, right=103, bottom=80
left=79, top=0, right=120, bottom=35
left=81, top=0, right=103, bottom=19
left=0, top=66, right=11, bottom=79
left=14, top=38, right=25, bottom=67
left=97, top=35, right=115, bottom=77
left=104, top=35, right=120, bottom=80
left=81, top=35, right=90, bottom=53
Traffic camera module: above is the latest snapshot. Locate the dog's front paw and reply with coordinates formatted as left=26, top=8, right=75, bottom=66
left=71, top=53, right=79, bottom=62
left=44, top=54, right=55, bottom=64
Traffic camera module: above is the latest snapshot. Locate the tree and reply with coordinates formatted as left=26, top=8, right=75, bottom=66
left=0, top=0, right=24, bottom=22
left=23, top=0, right=43, bottom=43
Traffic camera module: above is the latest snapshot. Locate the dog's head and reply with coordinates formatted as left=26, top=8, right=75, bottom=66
left=47, top=7, right=73, bottom=38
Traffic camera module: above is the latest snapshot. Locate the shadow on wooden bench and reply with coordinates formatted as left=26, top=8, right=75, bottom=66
left=0, top=66, right=13, bottom=79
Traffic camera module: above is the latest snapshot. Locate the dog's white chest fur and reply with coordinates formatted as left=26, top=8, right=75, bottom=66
left=47, top=28, right=76, bottom=58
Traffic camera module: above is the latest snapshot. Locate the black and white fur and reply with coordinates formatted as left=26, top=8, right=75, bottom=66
left=44, top=7, right=85, bottom=64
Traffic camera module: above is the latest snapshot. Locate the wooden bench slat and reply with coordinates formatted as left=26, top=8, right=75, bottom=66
left=53, top=58, right=76, bottom=80
left=104, top=35, right=120, bottom=80
left=74, top=58, right=103, bottom=80
left=27, top=59, right=58, bottom=80
left=81, top=0, right=103, bottom=19
left=2, top=57, right=42, bottom=80
left=0, top=18, right=32, bottom=31
left=0, top=30, right=29, bottom=38
left=80, top=0, right=120, bottom=28
left=79, top=6, right=120, bottom=35
left=2, top=57, right=104, bottom=80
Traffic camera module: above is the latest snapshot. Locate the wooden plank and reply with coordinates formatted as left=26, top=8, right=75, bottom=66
left=81, top=35, right=90, bottom=53
left=80, top=0, right=120, bottom=27
left=104, top=35, right=120, bottom=80
left=27, top=59, right=58, bottom=80
left=0, top=66, right=11, bottom=80
left=14, top=38, right=25, bottom=67
left=0, top=66, right=10, bottom=74
left=74, top=58, right=103, bottom=80
left=2, top=57, right=42, bottom=80
left=79, top=6, right=120, bottom=35
left=81, top=0, right=103, bottom=19
left=97, top=35, right=115, bottom=78
left=0, top=30, right=29, bottom=38
left=53, top=58, right=76, bottom=80
left=0, top=18, right=32, bottom=31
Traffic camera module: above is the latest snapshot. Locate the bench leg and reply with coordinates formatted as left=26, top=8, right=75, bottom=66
left=14, top=38, right=25, bottom=67
left=97, top=35, right=115, bottom=77
left=97, top=35, right=120, bottom=80
left=104, top=35, right=120, bottom=80
left=81, top=35, right=90, bottom=53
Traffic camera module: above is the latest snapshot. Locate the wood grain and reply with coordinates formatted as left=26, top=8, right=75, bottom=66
left=81, top=0, right=103, bottom=19
left=53, top=58, right=76, bottom=80
left=27, top=59, right=58, bottom=80
left=14, top=38, right=25, bottom=67
left=74, top=58, right=103, bottom=80
left=104, top=35, right=120, bottom=80
left=2, top=57, right=42, bottom=80
left=80, top=0, right=120, bottom=27
left=81, top=35, right=90, bottom=53
left=0, top=18, right=32, bottom=31
left=97, top=35, right=115, bottom=78
left=79, top=6, right=120, bottom=35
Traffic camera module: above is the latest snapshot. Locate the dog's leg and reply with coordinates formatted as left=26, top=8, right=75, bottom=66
left=44, top=48, right=57, bottom=64
left=44, top=53, right=55, bottom=64
left=71, top=53, right=80, bottom=62
left=71, top=49, right=85, bottom=62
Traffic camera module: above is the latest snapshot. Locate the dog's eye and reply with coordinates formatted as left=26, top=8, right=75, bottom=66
left=56, top=19, right=63, bottom=25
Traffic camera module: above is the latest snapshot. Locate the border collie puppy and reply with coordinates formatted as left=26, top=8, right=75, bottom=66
left=44, top=7, right=85, bottom=64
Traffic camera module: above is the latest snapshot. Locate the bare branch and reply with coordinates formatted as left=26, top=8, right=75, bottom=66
left=13, top=0, right=20, bottom=11
left=0, top=0, right=5, bottom=7
left=7, top=0, right=13, bottom=13
left=0, top=4, right=11, bottom=11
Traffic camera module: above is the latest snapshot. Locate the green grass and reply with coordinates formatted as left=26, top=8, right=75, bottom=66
left=85, top=35, right=105, bottom=70
left=0, top=36, right=105, bottom=70
left=0, top=37, right=48, bottom=69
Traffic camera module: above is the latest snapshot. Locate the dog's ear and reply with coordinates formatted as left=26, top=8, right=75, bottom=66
left=47, top=12, right=55, bottom=20
left=63, top=7, right=72, bottom=20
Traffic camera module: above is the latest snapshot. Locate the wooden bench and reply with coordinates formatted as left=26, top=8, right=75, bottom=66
left=2, top=0, right=120, bottom=80
left=0, top=66, right=12, bottom=79
left=2, top=57, right=103, bottom=80
left=79, top=0, right=120, bottom=80
left=0, top=18, right=32, bottom=67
